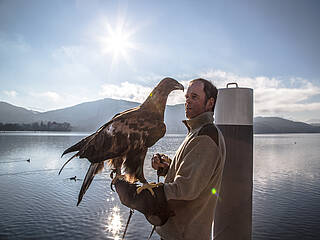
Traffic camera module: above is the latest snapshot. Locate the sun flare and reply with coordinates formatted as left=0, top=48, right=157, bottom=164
left=100, top=22, right=136, bottom=65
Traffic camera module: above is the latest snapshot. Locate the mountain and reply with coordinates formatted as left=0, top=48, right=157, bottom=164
left=164, top=103, right=186, bottom=133
left=1, top=100, right=320, bottom=134
left=0, top=101, right=39, bottom=123
left=306, top=119, right=320, bottom=127
left=0, top=99, right=187, bottom=133
left=37, top=99, right=139, bottom=131
left=253, top=117, right=320, bottom=134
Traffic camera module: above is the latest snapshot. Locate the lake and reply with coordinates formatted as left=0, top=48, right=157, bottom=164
left=0, top=132, right=319, bottom=239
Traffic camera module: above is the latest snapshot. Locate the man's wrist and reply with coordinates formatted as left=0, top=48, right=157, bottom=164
left=157, top=164, right=169, bottom=176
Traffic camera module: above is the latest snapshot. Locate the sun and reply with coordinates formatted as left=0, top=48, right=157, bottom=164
left=100, top=22, right=136, bottom=65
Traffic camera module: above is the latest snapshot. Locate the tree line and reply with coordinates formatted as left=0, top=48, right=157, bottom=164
left=0, top=121, right=72, bottom=131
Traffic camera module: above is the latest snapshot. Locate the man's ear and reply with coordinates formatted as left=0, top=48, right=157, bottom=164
left=205, top=97, right=215, bottom=111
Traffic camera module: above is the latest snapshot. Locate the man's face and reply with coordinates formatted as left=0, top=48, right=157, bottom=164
left=185, top=81, right=207, bottom=119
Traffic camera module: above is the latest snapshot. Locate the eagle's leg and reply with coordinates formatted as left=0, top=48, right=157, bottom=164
left=110, top=168, right=125, bottom=191
left=135, top=150, right=163, bottom=196
left=136, top=181, right=163, bottom=196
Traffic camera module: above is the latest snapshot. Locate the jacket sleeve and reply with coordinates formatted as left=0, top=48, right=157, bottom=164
left=164, top=135, right=220, bottom=201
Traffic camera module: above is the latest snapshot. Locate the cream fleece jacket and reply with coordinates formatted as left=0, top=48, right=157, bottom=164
left=156, top=112, right=226, bottom=240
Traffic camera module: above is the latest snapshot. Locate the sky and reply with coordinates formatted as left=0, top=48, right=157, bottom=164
left=0, top=0, right=320, bottom=122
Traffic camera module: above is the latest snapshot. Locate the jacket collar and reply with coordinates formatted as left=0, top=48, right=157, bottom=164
left=182, top=111, right=214, bottom=132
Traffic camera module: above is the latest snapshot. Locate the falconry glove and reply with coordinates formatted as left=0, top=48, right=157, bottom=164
left=114, top=179, right=174, bottom=226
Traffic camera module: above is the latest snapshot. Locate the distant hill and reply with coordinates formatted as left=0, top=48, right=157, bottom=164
left=0, top=101, right=38, bottom=124
left=0, top=99, right=187, bottom=133
left=164, top=103, right=186, bottom=133
left=1, top=100, right=320, bottom=134
left=253, top=117, right=320, bottom=134
left=306, top=119, right=320, bottom=127
left=37, top=98, right=139, bottom=131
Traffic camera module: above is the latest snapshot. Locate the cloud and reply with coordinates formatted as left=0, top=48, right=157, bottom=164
left=3, top=90, right=17, bottom=97
left=99, top=82, right=152, bottom=103
left=30, top=91, right=61, bottom=102
left=200, top=69, right=280, bottom=89
left=134, top=73, right=165, bottom=84
left=98, top=70, right=320, bottom=118
left=23, top=91, right=92, bottom=112
left=42, top=91, right=61, bottom=102
left=199, top=69, right=320, bottom=117
left=25, top=69, right=318, bottom=120
left=0, top=32, right=31, bottom=54
left=99, top=81, right=186, bottom=105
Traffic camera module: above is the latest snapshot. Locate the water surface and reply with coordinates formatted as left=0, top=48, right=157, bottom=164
left=0, top=132, right=319, bottom=239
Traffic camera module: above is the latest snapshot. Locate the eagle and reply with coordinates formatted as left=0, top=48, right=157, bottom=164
left=59, top=77, right=184, bottom=206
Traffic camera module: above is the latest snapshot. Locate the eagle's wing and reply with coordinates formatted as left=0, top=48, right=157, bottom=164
left=121, top=119, right=166, bottom=182
left=58, top=120, right=117, bottom=175
left=77, top=123, right=129, bottom=162
left=145, top=121, right=166, bottom=148
left=111, top=106, right=140, bottom=120
left=61, top=106, right=140, bottom=158
left=61, top=133, right=95, bottom=158
left=61, top=108, right=155, bottom=205
left=77, top=108, right=151, bottom=162
left=60, top=109, right=140, bottom=167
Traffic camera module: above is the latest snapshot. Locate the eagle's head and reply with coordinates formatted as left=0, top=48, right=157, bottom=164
left=142, top=77, right=184, bottom=115
left=152, top=77, right=184, bottom=98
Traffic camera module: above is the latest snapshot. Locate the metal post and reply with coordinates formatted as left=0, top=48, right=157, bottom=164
left=214, top=83, right=253, bottom=240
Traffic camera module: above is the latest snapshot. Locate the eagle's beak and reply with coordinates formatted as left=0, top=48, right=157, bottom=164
left=176, top=82, right=184, bottom=92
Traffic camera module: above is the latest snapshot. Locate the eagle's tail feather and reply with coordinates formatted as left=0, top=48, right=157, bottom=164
left=58, top=153, right=78, bottom=175
left=77, top=162, right=103, bottom=206
left=61, top=135, right=93, bottom=157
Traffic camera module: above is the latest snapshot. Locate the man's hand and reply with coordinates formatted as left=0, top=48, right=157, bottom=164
left=151, top=154, right=168, bottom=170
left=151, top=153, right=170, bottom=177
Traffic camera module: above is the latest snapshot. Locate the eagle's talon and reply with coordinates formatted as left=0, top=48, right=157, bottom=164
left=110, top=183, right=115, bottom=192
left=136, top=183, right=163, bottom=197
left=110, top=173, right=125, bottom=192
left=110, top=168, right=119, bottom=179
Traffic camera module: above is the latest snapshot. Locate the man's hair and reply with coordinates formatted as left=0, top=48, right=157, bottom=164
left=190, top=78, right=218, bottom=112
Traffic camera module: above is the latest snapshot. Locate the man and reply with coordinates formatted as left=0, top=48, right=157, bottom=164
left=115, top=78, right=226, bottom=240
left=152, top=78, right=226, bottom=240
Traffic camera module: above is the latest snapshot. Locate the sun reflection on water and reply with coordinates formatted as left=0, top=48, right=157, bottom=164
left=106, top=206, right=123, bottom=239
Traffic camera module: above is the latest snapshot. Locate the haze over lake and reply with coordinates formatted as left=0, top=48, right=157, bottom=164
left=0, top=132, right=319, bottom=239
